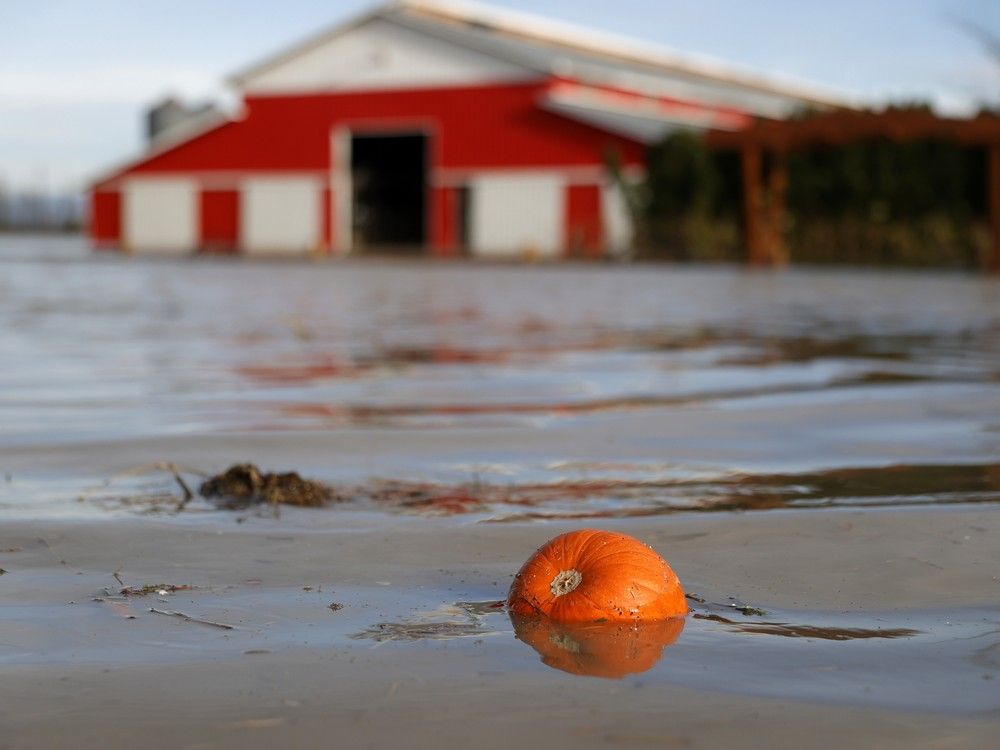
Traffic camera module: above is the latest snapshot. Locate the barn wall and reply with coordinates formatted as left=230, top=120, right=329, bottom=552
left=565, top=184, right=603, bottom=257
left=92, top=81, right=648, bottom=255
left=241, top=178, right=323, bottom=255
left=431, top=185, right=459, bottom=256
left=90, top=191, right=121, bottom=247
left=200, top=190, right=240, bottom=252
left=122, top=178, right=199, bottom=254
left=98, top=82, right=646, bottom=181
left=469, top=173, right=565, bottom=258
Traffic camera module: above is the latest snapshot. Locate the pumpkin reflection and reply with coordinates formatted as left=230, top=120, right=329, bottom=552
left=511, top=613, right=685, bottom=679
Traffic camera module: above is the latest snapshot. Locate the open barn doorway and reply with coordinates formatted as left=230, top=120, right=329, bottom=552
left=350, top=133, right=427, bottom=253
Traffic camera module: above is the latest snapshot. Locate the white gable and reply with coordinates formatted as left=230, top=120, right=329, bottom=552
left=239, top=17, right=537, bottom=94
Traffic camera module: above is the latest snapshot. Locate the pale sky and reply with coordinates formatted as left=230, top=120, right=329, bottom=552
left=1, top=0, right=998, bottom=193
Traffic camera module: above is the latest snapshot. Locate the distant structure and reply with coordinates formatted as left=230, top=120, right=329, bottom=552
left=88, top=0, right=848, bottom=258
left=146, top=97, right=223, bottom=146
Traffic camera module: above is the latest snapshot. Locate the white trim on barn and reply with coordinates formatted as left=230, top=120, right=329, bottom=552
left=122, top=177, right=198, bottom=254
left=330, top=127, right=353, bottom=254
left=434, top=164, right=607, bottom=187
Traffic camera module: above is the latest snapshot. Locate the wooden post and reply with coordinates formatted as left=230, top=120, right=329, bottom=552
left=741, top=144, right=767, bottom=265
left=766, top=150, right=789, bottom=265
left=988, top=143, right=1000, bottom=272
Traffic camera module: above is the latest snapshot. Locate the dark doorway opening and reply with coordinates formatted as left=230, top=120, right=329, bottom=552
left=351, top=133, right=427, bottom=252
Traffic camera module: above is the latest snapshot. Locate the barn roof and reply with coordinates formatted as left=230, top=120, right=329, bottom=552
left=229, top=0, right=855, bottom=118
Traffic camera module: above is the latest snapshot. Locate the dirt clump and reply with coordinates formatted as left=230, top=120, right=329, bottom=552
left=199, top=464, right=331, bottom=508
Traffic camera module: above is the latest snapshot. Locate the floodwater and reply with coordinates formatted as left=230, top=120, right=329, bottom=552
left=1, top=234, right=999, bottom=748
left=2, top=234, right=998, bottom=516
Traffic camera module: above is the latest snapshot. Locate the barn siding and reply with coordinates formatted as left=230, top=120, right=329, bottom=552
left=199, top=189, right=240, bottom=252
left=565, top=184, right=603, bottom=258
left=90, top=191, right=121, bottom=247
left=98, top=82, right=646, bottom=181
left=431, top=185, right=458, bottom=256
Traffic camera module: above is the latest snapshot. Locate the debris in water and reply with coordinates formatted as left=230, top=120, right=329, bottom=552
left=149, top=607, right=235, bottom=630
left=120, top=583, right=196, bottom=597
left=454, top=600, right=506, bottom=616
left=733, top=605, right=768, bottom=617
left=199, top=463, right=331, bottom=508
left=328, top=602, right=344, bottom=612
left=692, top=613, right=920, bottom=640
left=79, top=462, right=207, bottom=514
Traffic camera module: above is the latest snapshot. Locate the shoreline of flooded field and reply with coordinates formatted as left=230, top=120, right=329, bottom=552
left=1, top=235, right=999, bottom=748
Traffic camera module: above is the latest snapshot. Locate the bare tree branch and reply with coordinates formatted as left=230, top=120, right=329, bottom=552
left=948, top=15, right=1000, bottom=65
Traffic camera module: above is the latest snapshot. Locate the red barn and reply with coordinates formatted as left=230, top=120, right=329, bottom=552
left=89, top=0, right=845, bottom=258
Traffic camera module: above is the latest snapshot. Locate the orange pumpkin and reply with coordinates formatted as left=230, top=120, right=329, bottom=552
left=507, top=529, right=687, bottom=621
left=511, top=612, right=684, bottom=678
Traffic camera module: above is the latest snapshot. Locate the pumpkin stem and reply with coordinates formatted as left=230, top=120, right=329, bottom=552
left=550, top=569, right=582, bottom=597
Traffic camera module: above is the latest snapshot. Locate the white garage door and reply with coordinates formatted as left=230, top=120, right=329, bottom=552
left=123, top=178, right=198, bottom=254
left=241, top=178, right=320, bottom=255
left=469, top=173, right=564, bottom=259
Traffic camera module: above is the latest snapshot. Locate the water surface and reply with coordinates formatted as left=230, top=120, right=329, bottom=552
left=1, top=235, right=999, bottom=745
left=1, top=234, right=998, bottom=518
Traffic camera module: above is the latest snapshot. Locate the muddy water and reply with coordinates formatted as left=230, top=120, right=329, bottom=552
left=1, top=235, right=999, bottom=747
left=1, top=235, right=998, bottom=516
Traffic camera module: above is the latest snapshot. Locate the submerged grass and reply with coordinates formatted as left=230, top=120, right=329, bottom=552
left=78, top=461, right=1000, bottom=520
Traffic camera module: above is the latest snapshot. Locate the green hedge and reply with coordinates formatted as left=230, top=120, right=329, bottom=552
left=637, top=126, right=989, bottom=266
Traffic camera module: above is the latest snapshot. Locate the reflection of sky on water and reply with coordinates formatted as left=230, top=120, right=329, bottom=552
left=1, top=235, right=999, bottom=517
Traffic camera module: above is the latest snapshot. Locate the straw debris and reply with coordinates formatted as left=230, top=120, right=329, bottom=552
left=199, top=463, right=331, bottom=508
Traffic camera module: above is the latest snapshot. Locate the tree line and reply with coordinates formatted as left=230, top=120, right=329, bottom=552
left=629, top=119, right=992, bottom=267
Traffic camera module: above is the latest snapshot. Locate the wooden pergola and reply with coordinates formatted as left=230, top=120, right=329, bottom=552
left=706, top=109, right=1000, bottom=270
